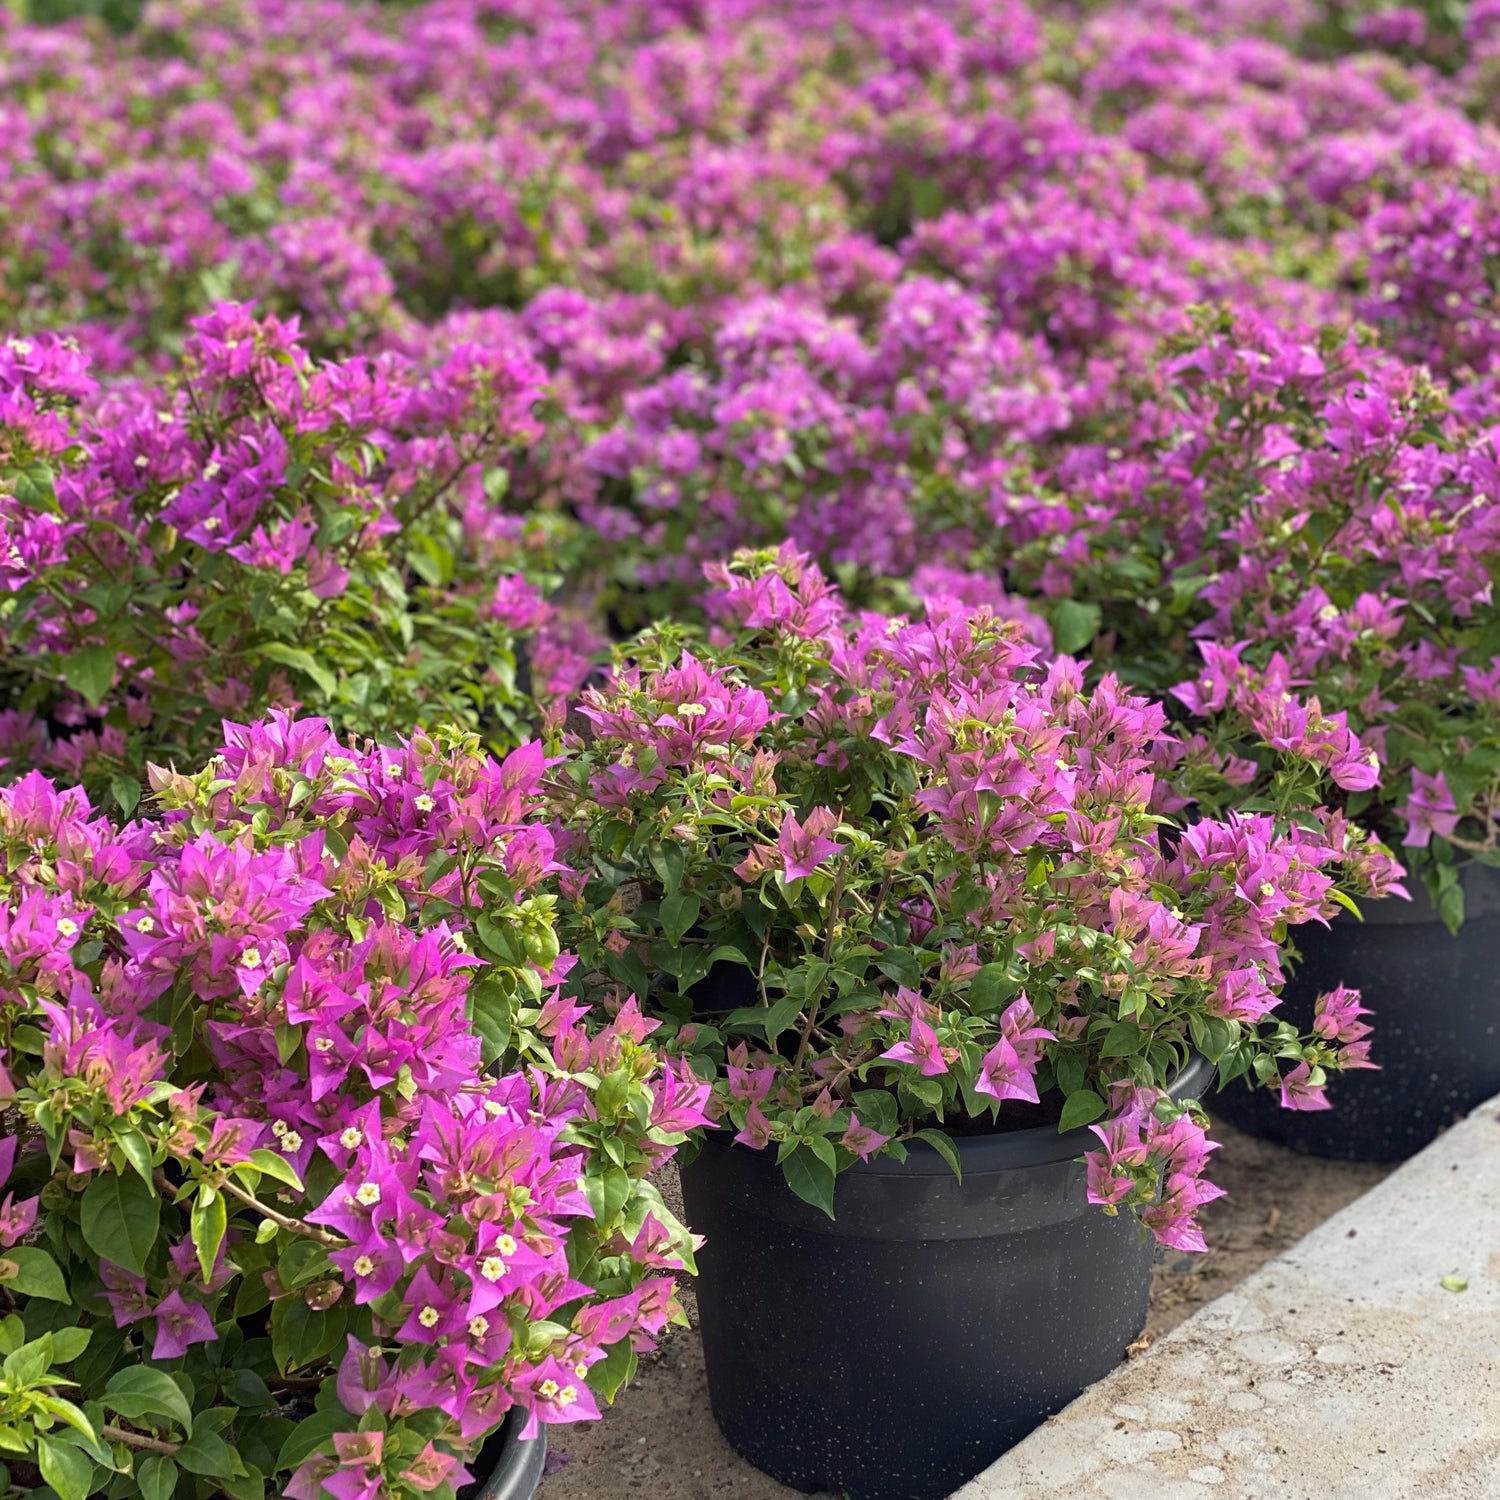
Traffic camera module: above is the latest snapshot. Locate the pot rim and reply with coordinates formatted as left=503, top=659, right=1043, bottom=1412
left=460, top=1416, right=547, bottom=1500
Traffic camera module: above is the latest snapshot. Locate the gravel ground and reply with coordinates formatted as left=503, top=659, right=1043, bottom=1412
left=537, top=1116, right=1391, bottom=1500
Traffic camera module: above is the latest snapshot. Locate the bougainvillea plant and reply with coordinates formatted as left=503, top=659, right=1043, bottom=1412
left=549, top=547, right=1405, bottom=1248
left=0, top=306, right=599, bottom=809
left=0, top=713, right=707, bottom=1500
left=988, top=308, right=1500, bottom=927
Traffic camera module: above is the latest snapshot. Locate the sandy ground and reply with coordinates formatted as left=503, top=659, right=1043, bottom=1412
left=537, top=1116, right=1391, bottom=1500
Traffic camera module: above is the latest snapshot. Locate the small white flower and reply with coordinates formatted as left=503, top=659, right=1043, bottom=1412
left=136, top=915, right=155, bottom=933
left=1259, top=881, right=1276, bottom=899
left=468, top=1316, right=490, bottom=1339
left=239, top=947, right=262, bottom=969
left=480, top=1256, right=507, bottom=1282
left=417, top=1305, right=440, bottom=1329
left=355, top=1181, right=381, bottom=1206
left=313, top=1036, right=335, bottom=1053
left=495, top=1233, right=518, bottom=1257
left=539, top=1380, right=560, bottom=1400
left=353, top=1256, right=375, bottom=1277
left=56, top=918, right=78, bottom=938
left=281, top=1131, right=303, bottom=1153
left=414, top=793, right=435, bottom=812
left=557, top=1385, right=578, bottom=1407
left=340, top=1127, right=364, bottom=1150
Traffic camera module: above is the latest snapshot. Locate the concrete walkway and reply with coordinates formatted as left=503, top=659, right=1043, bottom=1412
left=953, top=1094, right=1500, bottom=1500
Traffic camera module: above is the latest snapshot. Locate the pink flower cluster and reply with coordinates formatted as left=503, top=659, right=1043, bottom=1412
left=0, top=714, right=708, bottom=1493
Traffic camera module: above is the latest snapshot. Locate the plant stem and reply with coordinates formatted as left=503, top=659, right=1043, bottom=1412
left=102, top=1425, right=179, bottom=1456
left=219, top=1179, right=348, bottom=1248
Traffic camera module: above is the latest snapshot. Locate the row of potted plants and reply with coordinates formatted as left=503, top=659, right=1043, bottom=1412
left=3, top=0, right=1500, bottom=1497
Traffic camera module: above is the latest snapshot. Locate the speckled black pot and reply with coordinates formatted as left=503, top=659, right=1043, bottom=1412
left=1211, top=863, right=1500, bottom=1162
left=679, top=1053, right=1213, bottom=1500
left=455, top=1417, right=546, bottom=1500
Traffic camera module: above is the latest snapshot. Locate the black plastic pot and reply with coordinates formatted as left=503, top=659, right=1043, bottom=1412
left=1211, top=863, right=1500, bottom=1162
left=679, top=1053, right=1214, bottom=1500
left=455, top=1417, right=546, bottom=1500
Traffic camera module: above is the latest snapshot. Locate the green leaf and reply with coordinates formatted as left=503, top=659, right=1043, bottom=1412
left=220, top=1464, right=265, bottom=1500
left=81, top=1172, right=160, bottom=1277
left=48, top=1328, right=91, bottom=1365
left=646, top=842, right=685, bottom=896
left=1099, top=1021, right=1145, bottom=1058
left=276, top=1241, right=331, bottom=1291
left=1441, top=1275, right=1469, bottom=1293
left=1058, top=1088, right=1107, bottom=1133
left=780, top=1143, right=836, bottom=1219
left=109, top=774, right=142, bottom=818
left=175, top=1426, right=234, bottom=1478
left=36, top=1436, right=92, bottom=1500
left=1326, top=887, right=1363, bottom=920
left=114, top=1129, right=155, bottom=1187
left=191, top=1186, right=228, bottom=1286
left=135, top=1456, right=178, bottom=1500
left=584, top=1168, right=633, bottom=1230
left=1050, top=599, right=1103, bottom=656
left=60, top=645, right=116, bottom=707
left=272, top=1300, right=345, bottom=1374
left=0, top=1248, right=69, bottom=1303
left=276, top=1411, right=347, bottom=1471
left=585, top=1336, right=638, bottom=1405
left=913, top=1128, right=963, bottom=1183
left=969, top=962, right=1020, bottom=1012
left=1438, top=880, right=1465, bottom=936
left=257, top=642, right=337, bottom=699
left=104, top=1368, right=194, bottom=1437
left=658, top=892, right=701, bottom=946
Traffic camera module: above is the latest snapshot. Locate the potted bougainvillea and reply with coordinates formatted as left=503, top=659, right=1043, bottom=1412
left=0, top=713, right=707, bottom=1500
left=1003, top=310, right=1500, bottom=1159
left=549, top=547, right=1402, bottom=1500
left=0, top=307, right=599, bottom=808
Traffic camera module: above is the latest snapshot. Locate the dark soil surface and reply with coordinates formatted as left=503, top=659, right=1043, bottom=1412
left=538, top=1115, right=1391, bottom=1500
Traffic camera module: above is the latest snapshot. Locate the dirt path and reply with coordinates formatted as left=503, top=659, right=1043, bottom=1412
left=538, top=1117, right=1391, bottom=1500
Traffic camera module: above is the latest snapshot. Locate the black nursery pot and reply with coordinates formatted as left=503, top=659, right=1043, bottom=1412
left=1211, top=863, right=1500, bottom=1163
left=455, top=1419, right=546, bottom=1500
left=679, top=1053, right=1214, bottom=1500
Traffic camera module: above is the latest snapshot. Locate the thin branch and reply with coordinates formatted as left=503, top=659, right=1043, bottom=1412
left=154, top=1170, right=347, bottom=1249
left=220, top=1179, right=348, bottom=1248
left=102, top=1424, right=179, bottom=1456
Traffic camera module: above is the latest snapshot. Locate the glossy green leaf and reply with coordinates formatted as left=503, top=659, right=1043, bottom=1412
left=175, top=1425, right=235, bottom=1478
left=913, top=1128, right=962, bottom=1182
left=658, top=891, right=701, bottom=946
left=104, top=1367, right=194, bottom=1436
left=136, top=1455, right=178, bottom=1500
left=780, top=1143, right=836, bottom=1219
left=60, top=646, right=115, bottom=708
left=191, top=1185, right=228, bottom=1286
left=0, top=1249, right=69, bottom=1303
left=1058, top=1088, right=1107, bottom=1133
left=37, top=1436, right=93, bottom=1500
left=81, top=1172, right=160, bottom=1277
